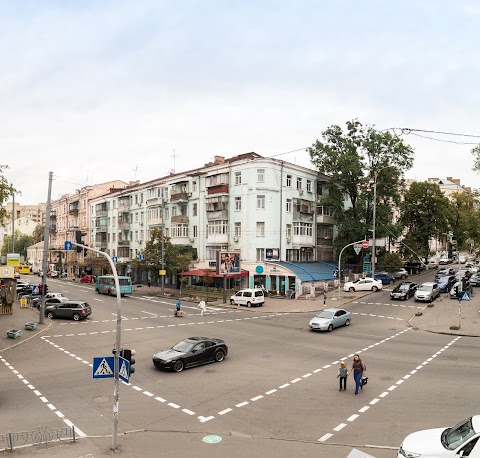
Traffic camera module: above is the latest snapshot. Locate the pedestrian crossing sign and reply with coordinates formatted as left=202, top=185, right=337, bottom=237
left=93, top=356, right=114, bottom=379
left=119, top=356, right=130, bottom=383
left=460, top=291, right=471, bottom=301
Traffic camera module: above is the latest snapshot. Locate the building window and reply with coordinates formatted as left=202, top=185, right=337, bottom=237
left=207, top=220, right=229, bottom=235
left=256, top=248, right=265, bottom=262
left=235, top=172, right=242, bottom=185
left=235, top=197, right=242, bottom=211
left=257, top=195, right=265, bottom=209
left=286, top=175, right=292, bottom=187
left=234, top=222, right=241, bottom=236
left=256, top=222, right=265, bottom=237
left=112, top=233, right=116, bottom=242
left=172, top=207, right=177, bottom=217
left=318, top=206, right=334, bottom=216
left=257, top=169, right=265, bottom=183
left=286, top=224, right=292, bottom=239
left=323, top=227, right=333, bottom=239
left=112, top=217, right=116, bottom=227
left=293, top=222, right=313, bottom=236
left=317, top=183, right=323, bottom=196
left=193, top=203, right=197, bottom=216
left=297, top=177, right=302, bottom=190
left=171, top=224, right=189, bottom=237
left=193, top=225, right=198, bottom=238
left=286, top=199, right=292, bottom=212
left=307, top=180, right=312, bottom=192
left=192, top=181, right=197, bottom=192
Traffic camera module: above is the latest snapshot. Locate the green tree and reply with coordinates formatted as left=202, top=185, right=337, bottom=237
left=449, top=192, right=478, bottom=250
left=307, top=120, right=414, bottom=262
left=32, top=225, right=45, bottom=244
left=383, top=252, right=403, bottom=273
left=0, top=165, right=16, bottom=223
left=0, top=231, right=34, bottom=258
left=399, top=181, right=453, bottom=259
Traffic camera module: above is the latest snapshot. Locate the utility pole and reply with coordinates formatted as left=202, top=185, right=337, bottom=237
left=11, top=192, right=15, bottom=253
left=161, top=198, right=165, bottom=296
left=371, top=172, right=378, bottom=279
left=40, top=172, right=53, bottom=325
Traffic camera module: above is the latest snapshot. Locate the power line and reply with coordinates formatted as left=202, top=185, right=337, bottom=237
left=408, top=132, right=479, bottom=146
left=399, top=127, right=480, bottom=139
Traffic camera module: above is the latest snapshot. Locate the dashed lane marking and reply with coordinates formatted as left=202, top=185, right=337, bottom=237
left=317, top=336, right=461, bottom=443
left=0, top=356, right=87, bottom=437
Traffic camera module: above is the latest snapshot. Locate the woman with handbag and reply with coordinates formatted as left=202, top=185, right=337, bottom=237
left=348, top=354, right=366, bottom=395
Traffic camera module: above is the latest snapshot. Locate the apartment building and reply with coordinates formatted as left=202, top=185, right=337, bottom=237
left=89, top=153, right=337, bottom=295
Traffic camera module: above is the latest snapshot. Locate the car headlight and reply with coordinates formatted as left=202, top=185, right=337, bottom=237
left=398, top=445, right=421, bottom=458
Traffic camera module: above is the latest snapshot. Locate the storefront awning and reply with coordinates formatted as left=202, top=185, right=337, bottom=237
left=269, top=261, right=338, bottom=281
left=180, top=269, right=249, bottom=279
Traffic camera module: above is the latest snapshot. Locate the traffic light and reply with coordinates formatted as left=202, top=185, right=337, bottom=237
left=44, top=284, right=48, bottom=294
left=122, top=348, right=136, bottom=376
left=75, top=231, right=87, bottom=253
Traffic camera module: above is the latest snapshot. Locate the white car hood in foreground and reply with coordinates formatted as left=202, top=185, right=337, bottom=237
left=400, top=427, right=450, bottom=456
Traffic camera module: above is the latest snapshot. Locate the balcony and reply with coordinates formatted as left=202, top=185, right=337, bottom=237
left=316, top=214, right=335, bottom=224
left=50, top=211, right=57, bottom=221
left=206, top=209, right=228, bottom=220
left=171, top=215, right=189, bottom=224
left=118, top=240, right=130, bottom=247
left=118, top=200, right=130, bottom=211
left=118, top=221, right=130, bottom=229
left=170, top=191, right=189, bottom=202
left=293, top=212, right=314, bottom=222
left=146, top=197, right=165, bottom=207
left=69, top=201, right=80, bottom=214
left=95, top=240, right=107, bottom=248
left=207, top=184, right=229, bottom=195
left=96, top=209, right=107, bottom=217
left=95, top=225, right=107, bottom=233
left=148, top=216, right=163, bottom=226
left=50, top=224, right=57, bottom=233
left=292, top=235, right=314, bottom=246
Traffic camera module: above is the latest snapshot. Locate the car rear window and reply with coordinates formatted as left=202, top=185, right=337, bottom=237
left=254, top=291, right=264, bottom=297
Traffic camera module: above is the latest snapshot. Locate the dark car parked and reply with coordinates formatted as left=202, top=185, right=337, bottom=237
left=153, top=337, right=228, bottom=372
left=390, top=282, right=418, bottom=300
left=44, top=301, right=92, bottom=321
left=437, top=275, right=457, bottom=293
left=469, top=273, right=480, bottom=287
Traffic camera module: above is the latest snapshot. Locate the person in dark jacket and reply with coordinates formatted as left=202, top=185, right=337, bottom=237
left=348, top=354, right=366, bottom=395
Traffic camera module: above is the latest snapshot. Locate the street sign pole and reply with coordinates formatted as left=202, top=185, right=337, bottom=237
left=337, top=239, right=367, bottom=300
left=71, top=241, right=122, bottom=451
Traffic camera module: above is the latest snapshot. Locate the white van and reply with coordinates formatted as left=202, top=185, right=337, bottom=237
left=230, top=289, right=265, bottom=307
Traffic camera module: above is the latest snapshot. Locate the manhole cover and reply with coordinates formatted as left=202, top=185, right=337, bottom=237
left=205, top=369, right=216, bottom=373
left=94, top=396, right=109, bottom=403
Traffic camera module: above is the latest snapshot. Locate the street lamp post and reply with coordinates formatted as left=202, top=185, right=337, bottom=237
left=337, top=238, right=367, bottom=299
left=371, top=172, right=378, bottom=279
left=161, top=198, right=165, bottom=296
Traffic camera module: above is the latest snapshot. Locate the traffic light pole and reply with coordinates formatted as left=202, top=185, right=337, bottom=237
left=337, top=239, right=366, bottom=300
left=71, top=241, right=122, bottom=451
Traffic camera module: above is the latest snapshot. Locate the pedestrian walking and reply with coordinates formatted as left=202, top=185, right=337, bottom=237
left=175, top=299, right=182, bottom=317
left=337, top=361, right=348, bottom=391
left=348, top=354, right=366, bottom=395
left=147, top=278, right=151, bottom=289
left=198, top=299, right=206, bottom=316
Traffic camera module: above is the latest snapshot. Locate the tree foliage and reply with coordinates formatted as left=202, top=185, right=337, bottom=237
left=307, top=120, right=415, bottom=261
left=0, top=231, right=34, bottom=258
left=0, top=165, right=16, bottom=223
left=383, top=252, right=404, bottom=273
left=32, top=225, right=45, bottom=244
left=399, top=181, right=453, bottom=258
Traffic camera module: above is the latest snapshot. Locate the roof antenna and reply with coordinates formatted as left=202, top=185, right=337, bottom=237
left=171, top=149, right=177, bottom=173
left=133, top=164, right=139, bottom=181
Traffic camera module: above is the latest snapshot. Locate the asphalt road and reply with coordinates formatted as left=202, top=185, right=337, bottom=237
left=2, top=270, right=479, bottom=458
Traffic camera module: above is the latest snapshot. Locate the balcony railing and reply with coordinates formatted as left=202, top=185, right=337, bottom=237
left=207, top=184, right=229, bottom=195
left=170, top=192, right=189, bottom=202
left=118, top=221, right=130, bottom=229
left=171, top=215, right=189, bottom=224
left=96, top=209, right=107, bottom=217
left=118, top=240, right=130, bottom=247
left=95, top=240, right=107, bottom=248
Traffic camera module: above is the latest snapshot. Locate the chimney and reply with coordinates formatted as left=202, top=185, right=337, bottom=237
left=427, top=178, right=438, bottom=182
left=214, top=155, right=225, bottom=164
left=446, top=176, right=453, bottom=181
left=452, top=179, right=460, bottom=185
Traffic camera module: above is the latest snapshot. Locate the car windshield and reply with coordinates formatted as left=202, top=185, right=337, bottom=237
left=438, top=276, right=451, bottom=283
left=315, top=311, right=335, bottom=319
left=398, top=284, right=410, bottom=291
left=172, top=340, right=196, bottom=353
left=442, top=417, right=476, bottom=450
left=418, top=284, right=433, bottom=291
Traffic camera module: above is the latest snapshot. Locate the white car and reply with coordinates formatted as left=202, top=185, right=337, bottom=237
left=391, top=268, right=409, bottom=280
left=398, top=415, right=480, bottom=457
left=230, top=289, right=265, bottom=307
left=343, top=278, right=383, bottom=292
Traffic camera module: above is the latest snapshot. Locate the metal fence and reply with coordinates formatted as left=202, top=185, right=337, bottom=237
left=0, top=426, right=76, bottom=451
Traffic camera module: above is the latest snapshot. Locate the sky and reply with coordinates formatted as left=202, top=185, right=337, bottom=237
left=1, top=0, right=480, bottom=205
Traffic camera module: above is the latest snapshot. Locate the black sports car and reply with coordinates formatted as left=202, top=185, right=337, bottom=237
left=152, top=337, right=228, bottom=372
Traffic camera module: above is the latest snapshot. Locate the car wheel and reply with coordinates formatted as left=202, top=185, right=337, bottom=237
left=47, top=312, right=54, bottom=319
left=349, top=287, right=355, bottom=292
left=371, top=286, right=378, bottom=292
left=345, top=319, right=350, bottom=326
left=230, top=299, right=235, bottom=305
left=214, top=349, right=225, bottom=362
left=389, top=280, right=394, bottom=285
left=401, top=275, right=407, bottom=280
left=247, top=301, right=252, bottom=307
left=73, top=313, right=80, bottom=321
left=173, top=360, right=184, bottom=372
left=327, top=324, right=333, bottom=332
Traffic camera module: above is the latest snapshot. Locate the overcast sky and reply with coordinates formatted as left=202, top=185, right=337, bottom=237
left=2, top=0, right=480, bottom=205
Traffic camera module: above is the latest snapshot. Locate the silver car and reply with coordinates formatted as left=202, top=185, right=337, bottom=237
left=309, top=308, right=351, bottom=332
left=414, top=282, right=440, bottom=302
